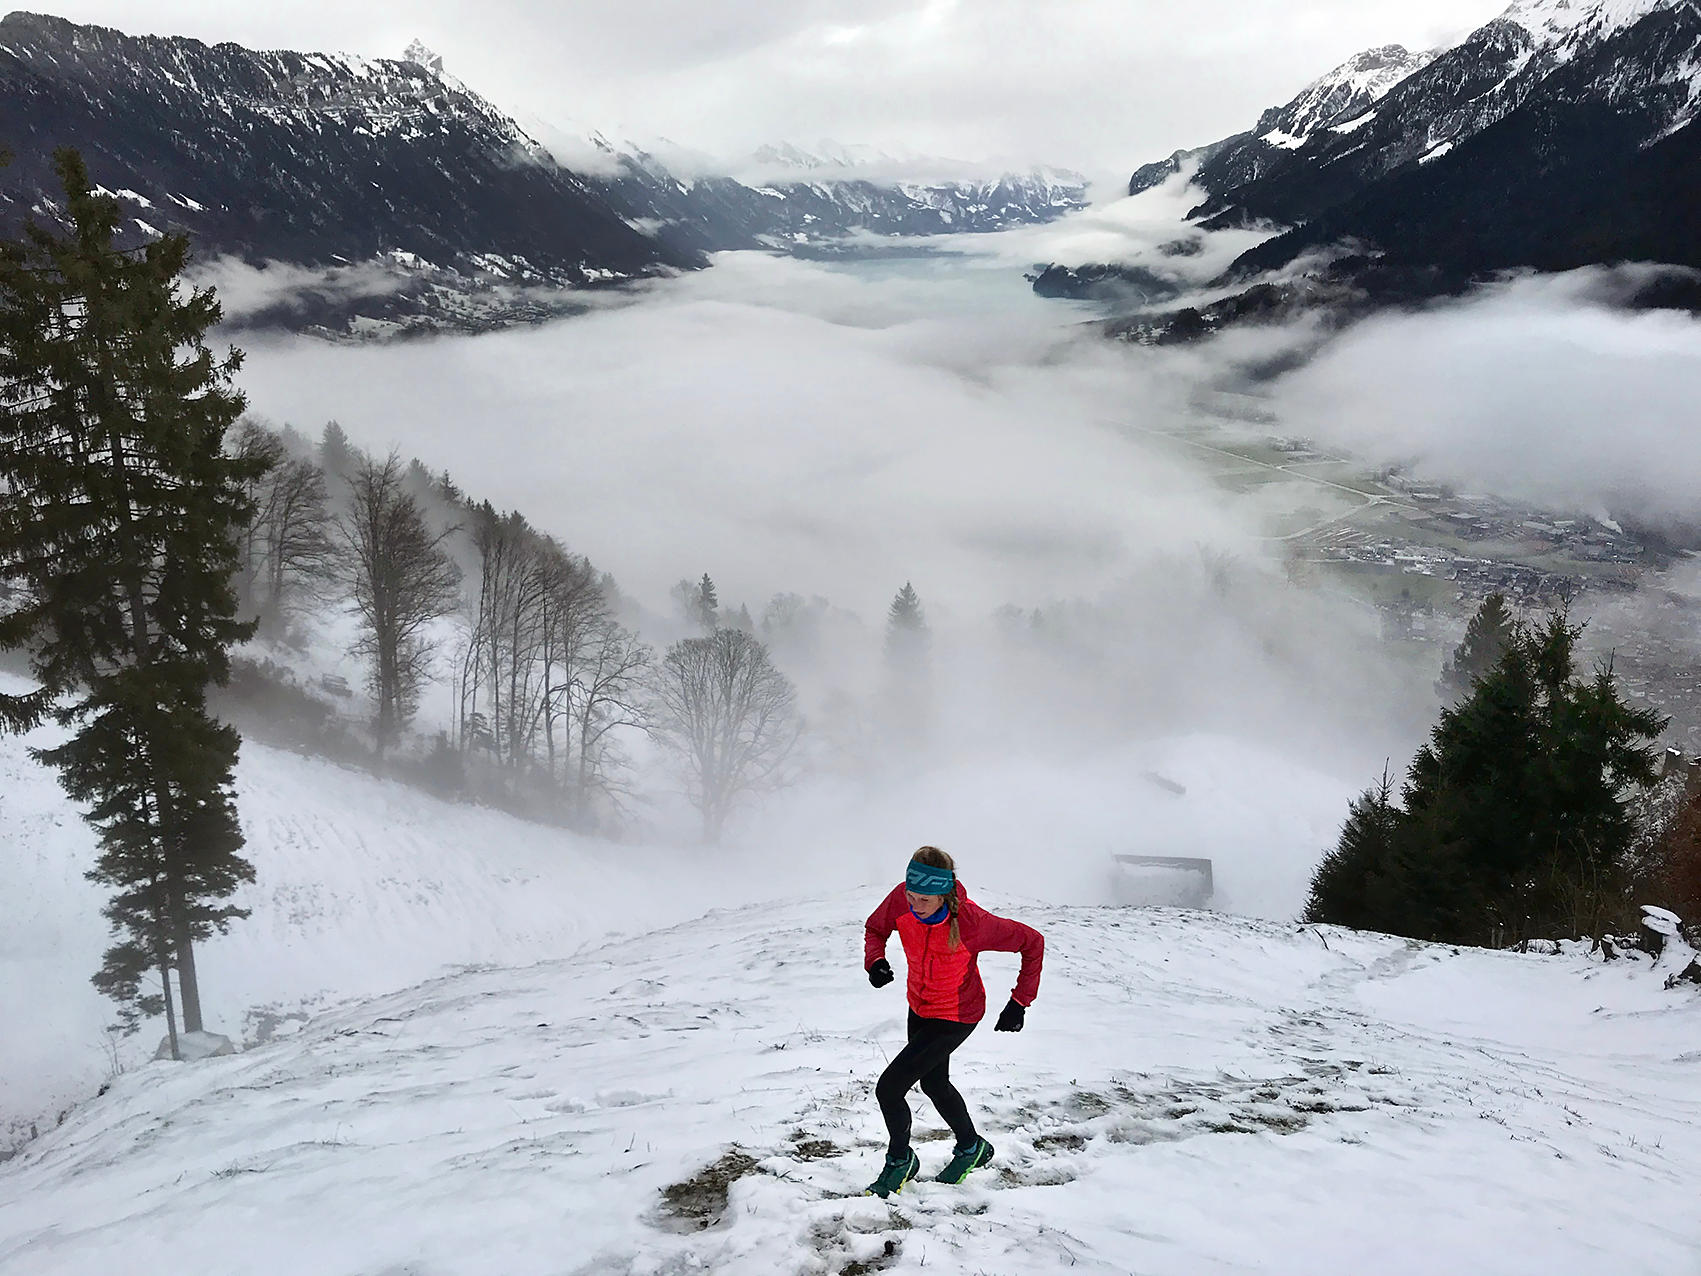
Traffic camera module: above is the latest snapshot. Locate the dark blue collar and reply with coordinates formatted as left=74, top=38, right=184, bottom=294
left=912, top=904, right=949, bottom=925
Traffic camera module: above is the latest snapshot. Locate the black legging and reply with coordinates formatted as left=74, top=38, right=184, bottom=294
left=876, top=1011, right=979, bottom=1158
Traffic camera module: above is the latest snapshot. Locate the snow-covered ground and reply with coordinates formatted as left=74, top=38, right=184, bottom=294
left=0, top=670, right=767, bottom=1151
left=1, top=649, right=1366, bottom=1156
left=2, top=895, right=1696, bottom=1274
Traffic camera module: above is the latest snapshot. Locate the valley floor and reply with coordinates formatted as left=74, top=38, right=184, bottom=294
left=1, top=899, right=1696, bottom=1275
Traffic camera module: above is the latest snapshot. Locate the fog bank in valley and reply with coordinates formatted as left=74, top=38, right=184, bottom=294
left=235, top=250, right=1440, bottom=918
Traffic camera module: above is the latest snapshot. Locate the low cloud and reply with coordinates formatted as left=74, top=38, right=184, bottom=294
left=188, top=257, right=411, bottom=323
left=947, top=170, right=1274, bottom=297
left=1272, top=267, right=1701, bottom=529
left=232, top=248, right=1435, bottom=917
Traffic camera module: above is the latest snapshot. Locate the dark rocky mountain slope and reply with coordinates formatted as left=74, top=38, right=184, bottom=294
left=0, top=12, right=1089, bottom=335
left=0, top=12, right=696, bottom=310
left=1047, top=0, right=1701, bottom=329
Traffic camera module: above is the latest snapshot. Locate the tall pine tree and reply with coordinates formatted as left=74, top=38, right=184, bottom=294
left=1437, top=592, right=1516, bottom=704
left=883, top=582, right=931, bottom=748
left=0, top=150, right=264, bottom=1051
left=694, top=574, right=720, bottom=633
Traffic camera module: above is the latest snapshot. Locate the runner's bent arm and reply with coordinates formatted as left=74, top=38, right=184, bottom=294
left=865, top=884, right=907, bottom=971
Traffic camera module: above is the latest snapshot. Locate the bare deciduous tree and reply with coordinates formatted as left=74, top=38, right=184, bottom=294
left=338, top=452, right=462, bottom=754
left=657, top=629, right=803, bottom=843
left=568, top=614, right=654, bottom=823
left=453, top=507, right=653, bottom=824
left=231, top=420, right=286, bottom=617
left=230, top=419, right=333, bottom=632
left=460, top=504, right=549, bottom=770
left=262, top=455, right=334, bottom=625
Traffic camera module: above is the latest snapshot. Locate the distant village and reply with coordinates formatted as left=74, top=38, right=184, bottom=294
left=1263, top=438, right=1701, bottom=758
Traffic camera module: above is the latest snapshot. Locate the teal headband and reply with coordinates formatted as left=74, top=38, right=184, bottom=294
left=906, top=860, right=955, bottom=895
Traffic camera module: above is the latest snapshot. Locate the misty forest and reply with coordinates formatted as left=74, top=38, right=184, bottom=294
left=2, top=2, right=1700, bottom=1273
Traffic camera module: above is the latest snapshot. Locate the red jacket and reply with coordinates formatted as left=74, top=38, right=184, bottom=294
left=864, top=883, right=1044, bottom=1024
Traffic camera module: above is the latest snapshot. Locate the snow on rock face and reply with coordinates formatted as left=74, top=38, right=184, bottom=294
left=401, top=38, right=443, bottom=75
left=1499, top=0, right=1682, bottom=44
left=1257, top=44, right=1437, bottom=145
left=1, top=901, right=1697, bottom=1273
left=1150, top=0, right=1701, bottom=248
left=0, top=10, right=698, bottom=336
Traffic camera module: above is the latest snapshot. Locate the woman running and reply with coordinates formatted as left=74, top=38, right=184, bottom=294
left=862, top=846, right=1045, bottom=1197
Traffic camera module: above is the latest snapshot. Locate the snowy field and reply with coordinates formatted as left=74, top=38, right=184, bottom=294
left=0, top=673, right=766, bottom=1151
left=0, top=655, right=1362, bottom=1155
left=2, top=896, right=1697, bottom=1275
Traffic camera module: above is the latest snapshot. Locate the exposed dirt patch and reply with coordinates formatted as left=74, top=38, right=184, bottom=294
left=842, top=1238, right=900, bottom=1275
left=793, top=1138, right=844, bottom=1161
left=657, top=1148, right=760, bottom=1231
left=1032, top=1132, right=1087, bottom=1152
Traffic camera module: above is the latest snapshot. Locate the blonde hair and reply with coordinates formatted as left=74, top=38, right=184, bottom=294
left=911, top=846, right=961, bottom=950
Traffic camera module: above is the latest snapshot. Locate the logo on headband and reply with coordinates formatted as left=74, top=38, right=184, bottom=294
left=906, top=861, right=956, bottom=895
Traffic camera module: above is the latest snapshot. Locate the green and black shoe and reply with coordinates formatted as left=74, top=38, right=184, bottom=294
left=864, top=1149, right=921, bottom=1198
left=935, top=1138, right=994, bottom=1184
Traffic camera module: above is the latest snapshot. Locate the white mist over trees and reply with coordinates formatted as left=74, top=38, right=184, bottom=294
left=883, top=581, right=931, bottom=750
left=672, top=573, right=720, bottom=635
left=228, top=251, right=1460, bottom=904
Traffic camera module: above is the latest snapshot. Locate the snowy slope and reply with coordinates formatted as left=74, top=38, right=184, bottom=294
left=0, top=899, right=1696, bottom=1273
left=0, top=672, right=768, bottom=1153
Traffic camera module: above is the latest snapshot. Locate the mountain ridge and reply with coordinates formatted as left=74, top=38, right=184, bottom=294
left=1065, top=0, right=1701, bottom=332
left=0, top=12, right=1088, bottom=336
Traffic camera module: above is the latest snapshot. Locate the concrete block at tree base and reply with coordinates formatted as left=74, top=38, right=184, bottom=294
left=154, top=1031, right=238, bottom=1062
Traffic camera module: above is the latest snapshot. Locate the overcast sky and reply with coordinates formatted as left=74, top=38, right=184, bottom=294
left=47, top=0, right=1509, bottom=176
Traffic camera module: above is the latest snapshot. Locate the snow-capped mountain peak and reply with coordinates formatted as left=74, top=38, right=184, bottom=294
left=401, top=38, right=444, bottom=75
left=748, top=140, right=906, bottom=173
left=1256, top=44, right=1438, bottom=148
left=1498, top=0, right=1681, bottom=43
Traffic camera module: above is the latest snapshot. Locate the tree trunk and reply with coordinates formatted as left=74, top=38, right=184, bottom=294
left=376, top=634, right=397, bottom=758
left=175, top=922, right=203, bottom=1034
left=158, top=950, right=181, bottom=1062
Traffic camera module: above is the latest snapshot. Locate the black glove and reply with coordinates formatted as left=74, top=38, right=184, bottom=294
left=994, top=998, right=1026, bottom=1032
left=867, top=958, right=895, bottom=989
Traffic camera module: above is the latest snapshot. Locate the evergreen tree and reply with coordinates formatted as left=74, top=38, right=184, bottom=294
left=1407, top=613, right=1663, bottom=942
left=882, top=582, right=931, bottom=746
left=1306, top=611, right=1665, bottom=946
left=1437, top=593, right=1515, bottom=704
left=1303, top=770, right=1402, bottom=930
left=695, top=574, right=720, bottom=633
left=0, top=149, right=264, bottom=1048
left=885, top=582, right=928, bottom=660
left=319, top=419, right=354, bottom=481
